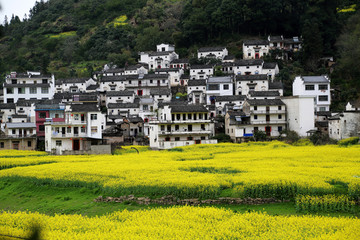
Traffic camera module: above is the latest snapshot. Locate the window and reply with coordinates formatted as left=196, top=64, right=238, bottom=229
left=201, top=124, right=205, bottom=130
left=254, top=115, right=258, bottom=120
left=74, top=114, right=79, bottom=120
left=30, top=87, right=37, bottom=94
left=18, top=88, right=25, bottom=94
left=187, top=114, right=192, bottom=120
left=278, top=126, right=283, bottom=132
left=91, top=126, right=98, bottom=133
left=12, top=129, right=16, bottom=134
left=7, top=88, right=13, bottom=94
left=27, top=141, right=32, bottom=147
left=319, top=85, right=328, bottom=90
left=56, top=140, right=62, bottom=146
left=254, top=106, right=257, bottom=110
left=175, top=125, right=179, bottom=131
left=208, top=84, right=220, bottom=90
left=39, top=125, right=45, bottom=132
left=199, top=113, right=203, bottom=119
left=39, top=112, right=46, bottom=118
left=81, top=126, right=86, bottom=133
left=254, top=127, right=258, bottom=132
left=175, top=137, right=180, bottom=141
left=41, top=87, right=49, bottom=94
left=42, top=79, right=48, bottom=84
left=223, top=84, right=229, bottom=90
left=187, top=136, right=193, bottom=140
left=248, top=53, right=251, bottom=57
left=0, top=142, right=4, bottom=148
left=67, top=127, right=71, bottom=133
left=143, top=105, right=148, bottom=111
left=91, top=114, right=97, bottom=120
left=7, top=98, right=14, bottom=103
left=278, top=114, right=282, bottom=119
left=201, top=136, right=206, bottom=140
left=319, top=95, right=328, bottom=101
left=278, top=106, right=282, bottom=110
left=305, top=85, right=315, bottom=90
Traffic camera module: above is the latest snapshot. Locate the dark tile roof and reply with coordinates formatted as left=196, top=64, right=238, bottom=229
left=171, top=105, right=208, bottom=113
left=243, top=39, right=269, bottom=46
left=249, top=91, right=280, bottom=97
left=35, top=103, right=64, bottom=110
left=128, top=116, right=144, bottom=123
left=16, top=99, right=39, bottom=106
left=54, top=92, right=98, bottom=101
left=147, top=51, right=175, bottom=57
left=234, top=59, right=264, bottom=66
left=0, top=103, right=16, bottom=109
left=108, top=115, right=126, bottom=120
left=215, top=95, right=246, bottom=101
left=104, top=68, right=125, bottom=73
left=246, top=99, right=285, bottom=106
left=198, top=47, right=226, bottom=52
left=187, top=79, right=206, bottom=86
left=86, top=84, right=99, bottom=90
left=71, top=103, right=99, bottom=112
left=190, top=65, right=213, bottom=70
left=108, top=103, right=140, bottom=109
left=106, top=91, right=134, bottom=97
left=228, top=111, right=247, bottom=117
left=56, top=78, right=88, bottom=85
left=101, top=75, right=139, bottom=82
left=155, top=68, right=181, bottom=72
left=269, top=81, right=283, bottom=89
left=316, top=121, right=328, bottom=128
left=268, top=36, right=283, bottom=42
left=223, top=55, right=235, bottom=60
left=143, top=74, right=169, bottom=79
left=11, top=114, right=27, bottom=118
left=150, top=88, right=171, bottom=95
left=316, top=111, right=331, bottom=117
left=236, top=74, right=268, bottom=81
left=208, top=76, right=232, bottom=83
left=180, top=74, right=190, bottom=79
left=301, top=76, right=330, bottom=83
left=263, top=62, right=277, bottom=69
left=171, top=58, right=189, bottom=64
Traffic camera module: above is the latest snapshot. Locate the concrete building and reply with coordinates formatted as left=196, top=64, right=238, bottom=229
left=225, top=111, right=252, bottom=142
left=187, top=79, right=207, bottom=105
left=235, top=74, right=269, bottom=95
left=149, top=104, right=217, bottom=149
left=0, top=122, right=37, bottom=150
left=190, top=65, right=214, bottom=80
left=139, top=44, right=179, bottom=70
left=281, top=96, right=316, bottom=137
left=243, top=40, right=269, bottom=59
left=206, top=76, right=234, bottom=105
left=197, top=47, right=228, bottom=60
left=292, top=75, right=331, bottom=112
left=329, top=111, right=360, bottom=140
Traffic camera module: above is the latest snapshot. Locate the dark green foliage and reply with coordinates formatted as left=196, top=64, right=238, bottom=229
left=338, top=137, right=359, bottom=146
left=212, top=133, right=232, bottom=143
left=253, top=130, right=267, bottom=142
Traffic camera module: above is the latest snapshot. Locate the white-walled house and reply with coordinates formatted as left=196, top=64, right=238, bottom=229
left=281, top=96, right=316, bottom=137
left=187, top=79, right=207, bottom=105
left=190, top=65, right=214, bottom=80
left=44, top=103, right=105, bottom=154
left=107, top=102, right=140, bottom=118
left=55, top=78, right=97, bottom=93
left=105, top=91, right=135, bottom=107
left=292, top=76, right=331, bottom=112
left=225, top=111, right=252, bottom=142
left=149, top=104, right=217, bottom=149
left=223, top=59, right=264, bottom=75
left=328, top=112, right=360, bottom=140
left=235, top=74, right=269, bottom=95
left=206, top=76, right=234, bottom=105
left=155, top=68, right=184, bottom=86
left=243, top=40, right=269, bottom=59
left=3, top=72, right=55, bottom=103
left=261, top=63, right=279, bottom=81
left=170, top=59, right=189, bottom=70
left=248, top=91, right=280, bottom=99
left=214, top=95, right=246, bottom=116
left=197, top=47, right=228, bottom=60
left=242, top=99, right=287, bottom=137
left=139, top=44, right=179, bottom=70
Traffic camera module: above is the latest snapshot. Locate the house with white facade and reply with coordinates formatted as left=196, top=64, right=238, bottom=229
left=44, top=103, right=106, bottom=154
left=223, top=59, right=264, bottom=75
left=190, top=65, right=214, bottom=80
left=55, top=78, right=97, bottom=93
left=150, top=88, right=172, bottom=103
left=124, top=74, right=170, bottom=97
left=206, top=76, right=234, bottom=105
left=103, top=68, right=124, bottom=76
left=139, top=44, right=179, bottom=70
left=248, top=91, right=280, bottom=99
left=197, top=47, right=228, bottom=60
left=187, top=79, right=207, bottom=105
left=243, top=40, right=269, bottom=59
left=262, top=62, right=279, bottom=81
left=0, top=103, right=16, bottom=129
left=107, top=102, right=140, bottom=119
left=235, top=74, right=269, bottom=95
left=292, top=76, right=331, bottom=112
left=100, top=75, right=138, bottom=92
left=105, top=90, right=135, bottom=107
left=225, top=111, right=252, bottom=142
left=214, top=95, right=246, bottom=116
left=3, top=72, right=55, bottom=103
left=170, top=59, right=189, bottom=70
left=281, top=96, right=316, bottom=137
left=155, top=68, right=184, bottom=86
left=328, top=111, right=360, bottom=140
left=242, top=99, right=287, bottom=137
left=149, top=104, right=217, bottom=149
left=124, top=64, right=148, bottom=76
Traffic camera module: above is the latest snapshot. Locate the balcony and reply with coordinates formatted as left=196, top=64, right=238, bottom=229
left=157, top=139, right=218, bottom=149
left=251, top=120, right=287, bottom=125
left=45, top=117, right=65, bottom=123
left=151, top=119, right=211, bottom=124
left=251, top=110, right=286, bottom=114
left=159, top=130, right=212, bottom=135
left=51, top=132, right=88, bottom=138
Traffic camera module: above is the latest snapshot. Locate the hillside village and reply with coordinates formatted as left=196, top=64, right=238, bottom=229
left=0, top=38, right=359, bottom=154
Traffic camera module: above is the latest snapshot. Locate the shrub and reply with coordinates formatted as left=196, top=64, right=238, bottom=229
left=338, top=137, right=359, bottom=147
left=211, top=133, right=232, bottom=143
left=292, top=139, right=314, bottom=146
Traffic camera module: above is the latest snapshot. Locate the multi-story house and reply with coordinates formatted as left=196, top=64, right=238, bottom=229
left=292, top=75, right=331, bottom=112
left=44, top=103, right=105, bottom=154
left=16, top=100, right=37, bottom=123
left=206, top=76, right=234, bottom=105
left=107, top=102, right=140, bottom=118
left=103, top=68, right=124, bottom=76
left=248, top=91, right=281, bottom=99
left=243, top=40, right=269, bottom=59
left=261, top=63, right=279, bottom=81
left=170, top=59, right=189, bottom=70
left=223, top=59, right=263, bottom=75
left=0, top=103, right=16, bottom=128
left=214, top=95, right=246, bottom=116
left=269, top=81, right=284, bottom=96
left=105, top=91, right=135, bottom=107
left=124, top=74, right=170, bottom=97
left=328, top=111, right=360, bottom=140
left=0, top=122, right=37, bottom=150
left=35, top=102, right=66, bottom=139
left=139, top=43, right=179, bottom=70
left=3, top=72, right=55, bottom=103
left=197, top=47, right=228, bottom=60
left=225, top=110, right=252, bottom=142
left=150, top=88, right=172, bottom=103
left=124, top=64, right=148, bottom=75
left=187, top=79, right=207, bottom=105
left=242, top=99, right=287, bottom=137
left=55, top=78, right=97, bottom=93
left=53, top=92, right=98, bottom=104
left=235, top=75, right=269, bottom=95
left=155, top=68, right=184, bottom=86
left=190, top=65, right=214, bottom=80
left=149, top=104, right=217, bottom=149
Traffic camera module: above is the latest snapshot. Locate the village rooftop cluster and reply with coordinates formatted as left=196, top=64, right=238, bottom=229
left=0, top=37, right=358, bottom=154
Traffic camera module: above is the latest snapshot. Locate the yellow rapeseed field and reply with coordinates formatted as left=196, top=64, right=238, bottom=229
left=0, top=207, right=359, bottom=239
left=0, top=142, right=359, bottom=199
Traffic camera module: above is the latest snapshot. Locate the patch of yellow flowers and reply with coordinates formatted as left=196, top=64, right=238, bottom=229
left=0, top=142, right=359, bottom=199
left=0, top=207, right=359, bottom=239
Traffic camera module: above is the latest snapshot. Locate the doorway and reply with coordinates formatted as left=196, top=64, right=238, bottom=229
left=73, top=139, right=80, bottom=151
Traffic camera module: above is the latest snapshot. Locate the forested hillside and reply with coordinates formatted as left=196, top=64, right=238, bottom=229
left=0, top=0, right=359, bottom=107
